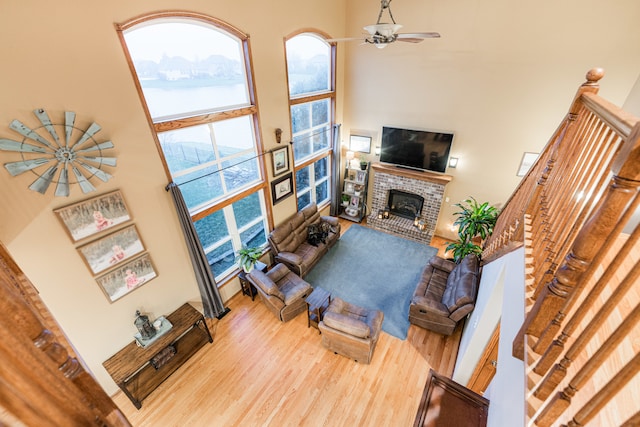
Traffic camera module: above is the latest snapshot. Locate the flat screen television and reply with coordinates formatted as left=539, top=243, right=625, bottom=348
left=379, top=126, right=454, bottom=174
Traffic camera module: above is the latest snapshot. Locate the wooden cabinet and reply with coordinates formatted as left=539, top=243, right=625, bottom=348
left=339, top=164, right=369, bottom=222
left=103, top=303, right=212, bottom=409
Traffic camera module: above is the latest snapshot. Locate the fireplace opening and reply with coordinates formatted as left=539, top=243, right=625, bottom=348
left=388, top=190, right=424, bottom=220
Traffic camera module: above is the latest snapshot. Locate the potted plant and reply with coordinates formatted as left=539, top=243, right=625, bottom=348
left=359, top=154, right=368, bottom=170
left=446, top=197, right=499, bottom=263
left=236, top=246, right=262, bottom=273
left=341, top=194, right=350, bottom=206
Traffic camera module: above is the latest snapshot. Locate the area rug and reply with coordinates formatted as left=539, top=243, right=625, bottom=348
left=304, top=224, right=438, bottom=340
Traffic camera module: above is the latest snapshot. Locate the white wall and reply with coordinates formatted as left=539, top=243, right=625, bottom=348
left=485, top=247, right=526, bottom=426
left=453, top=258, right=505, bottom=385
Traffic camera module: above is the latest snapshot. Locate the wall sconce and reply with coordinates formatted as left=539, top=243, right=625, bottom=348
left=375, top=145, right=381, bottom=156
left=275, top=128, right=282, bottom=144
left=448, top=157, right=459, bottom=168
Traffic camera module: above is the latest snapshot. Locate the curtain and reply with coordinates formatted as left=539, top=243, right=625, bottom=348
left=166, top=182, right=229, bottom=319
left=330, top=123, right=342, bottom=216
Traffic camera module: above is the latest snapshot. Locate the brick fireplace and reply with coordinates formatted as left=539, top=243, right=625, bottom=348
left=367, top=163, right=452, bottom=245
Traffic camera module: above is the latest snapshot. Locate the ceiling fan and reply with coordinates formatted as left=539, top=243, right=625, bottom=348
left=328, top=0, right=440, bottom=49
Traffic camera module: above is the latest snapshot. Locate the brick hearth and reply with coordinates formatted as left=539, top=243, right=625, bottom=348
left=367, top=163, right=452, bottom=246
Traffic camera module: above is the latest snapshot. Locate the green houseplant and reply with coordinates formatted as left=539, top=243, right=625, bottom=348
left=359, top=154, right=368, bottom=170
left=446, top=197, right=499, bottom=263
left=236, top=246, right=262, bottom=273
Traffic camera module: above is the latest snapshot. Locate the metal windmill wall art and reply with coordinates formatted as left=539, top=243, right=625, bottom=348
left=0, top=108, right=116, bottom=196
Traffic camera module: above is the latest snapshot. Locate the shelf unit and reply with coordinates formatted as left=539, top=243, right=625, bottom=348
left=339, top=163, right=369, bottom=223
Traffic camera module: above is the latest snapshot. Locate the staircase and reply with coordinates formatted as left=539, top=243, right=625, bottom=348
left=481, top=68, right=640, bottom=426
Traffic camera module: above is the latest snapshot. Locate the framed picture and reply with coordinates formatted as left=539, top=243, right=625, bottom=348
left=271, top=172, right=293, bottom=205
left=345, top=182, right=355, bottom=193
left=78, top=225, right=145, bottom=275
left=271, top=146, right=290, bottom=176
left=95, top=253, right=157, bottom=303
left=355, top=170, right=366, bottom=184
left=350, top=134, right=372, bottom=153
left=517, top=152, right=539, bottom=177
left=54, top=190, right=131, bottom=242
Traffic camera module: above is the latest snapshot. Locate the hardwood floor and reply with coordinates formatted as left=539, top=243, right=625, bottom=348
left=114, top=222, right=461, bottom=426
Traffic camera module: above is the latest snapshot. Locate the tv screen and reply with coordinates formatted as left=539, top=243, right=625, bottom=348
left=379, top=126, right=454, bottom=173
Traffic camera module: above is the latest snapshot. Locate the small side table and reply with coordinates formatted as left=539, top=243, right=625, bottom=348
left=238, top=261, right=268, bottom=301
left=305, top=287, right=331, bottom=333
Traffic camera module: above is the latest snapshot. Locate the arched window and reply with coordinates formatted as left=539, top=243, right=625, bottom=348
left=285, top=32, right=336, bottom=210
left=118, top=12, right=268, bottom=282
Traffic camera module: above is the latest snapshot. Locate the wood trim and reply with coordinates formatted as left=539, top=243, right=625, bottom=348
left=467, top=324, right=500, bottom=394
left=153, top=106, right=259, bottom=133
left=372, top=162, right=453, bottom=185
left=0, top=242, right=131, bottom=426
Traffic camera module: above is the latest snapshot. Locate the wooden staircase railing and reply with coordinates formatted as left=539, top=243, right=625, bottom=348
left=481, top=68, right=640, bottom=426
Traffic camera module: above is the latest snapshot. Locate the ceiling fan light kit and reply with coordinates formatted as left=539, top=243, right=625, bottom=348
left=328, top=0, right=440, bottom=48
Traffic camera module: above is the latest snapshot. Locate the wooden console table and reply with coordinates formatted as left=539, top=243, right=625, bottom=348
left=103, top=303, right=212, bottom=409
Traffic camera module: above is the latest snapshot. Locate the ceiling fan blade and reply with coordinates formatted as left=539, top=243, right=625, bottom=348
left=326, top=37, right=366, bottom=43
left=397, top=38, right=425, bottom=43
left=397, top=32, right=441, bottom=39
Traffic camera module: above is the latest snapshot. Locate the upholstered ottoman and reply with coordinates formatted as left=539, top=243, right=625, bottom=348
left=318, top=297, right=384, bottom=364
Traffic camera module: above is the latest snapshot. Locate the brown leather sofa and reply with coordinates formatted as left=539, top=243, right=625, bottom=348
left=318, top=297, right=384, bottom=364
left=267, top=203, right=341, bottom=277
left=247, top=263, right=313, bottom=322
left=408, top=254, right=480, bottom=336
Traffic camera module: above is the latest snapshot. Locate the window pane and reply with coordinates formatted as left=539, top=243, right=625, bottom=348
left=232, top=192, right=262, bottom=229
left=311, top=99, right=329, bottom=126
left=315, top=180, right=328, bottom=204
left=240, top=221, right=267, bottom=249
left=207, top=240, right=236, bottom=278
left=296, top=166, right=310, bottom=193
left=124, top=22, right=249, bottom=121
left=286, top=34, right=330, bottom=96
left=159, top=125, right=216, bottom=176
left=222, top=153, right=260, bottom=192
left=194, top=210, right=229, bottom=249
left=314, top=157, right=328, bottom=181
left=177, top=165, right=223, bottom=210
left=292, top=133, right=312, bottom=163
left=291, top=104, right=310, bottom=134
left=297, top=191, right=311, bottom=211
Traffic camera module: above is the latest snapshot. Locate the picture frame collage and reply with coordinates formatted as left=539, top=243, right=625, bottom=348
left=54, top=190, right=157, bottom=303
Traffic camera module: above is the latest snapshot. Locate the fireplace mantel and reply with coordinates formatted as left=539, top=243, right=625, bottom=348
left=372, top=163, right=453, bottom=185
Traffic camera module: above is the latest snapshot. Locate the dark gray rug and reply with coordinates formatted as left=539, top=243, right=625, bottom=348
left=305, top=224, right=437, bottom=340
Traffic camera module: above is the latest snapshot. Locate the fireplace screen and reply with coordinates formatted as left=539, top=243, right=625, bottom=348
left=388, top=190, right=424, bottom=220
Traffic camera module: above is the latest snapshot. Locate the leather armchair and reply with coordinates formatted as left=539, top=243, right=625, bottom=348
left=318, top=297, right=384, bottom=364
left=409, top=254, right=480, bottom=336
left=247, top=263, right=313, bottom=322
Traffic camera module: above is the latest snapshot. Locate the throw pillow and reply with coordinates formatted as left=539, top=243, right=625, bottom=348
left=307, top=223, right=328, bottom=246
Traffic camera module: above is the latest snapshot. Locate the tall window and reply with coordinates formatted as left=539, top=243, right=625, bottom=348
left=119, top=14, right=268, bottom=282
left=285, top=33, right=335, bottom=211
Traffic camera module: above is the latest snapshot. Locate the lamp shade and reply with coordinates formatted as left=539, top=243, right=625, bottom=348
left=346, top=150, right=355, bottom=160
